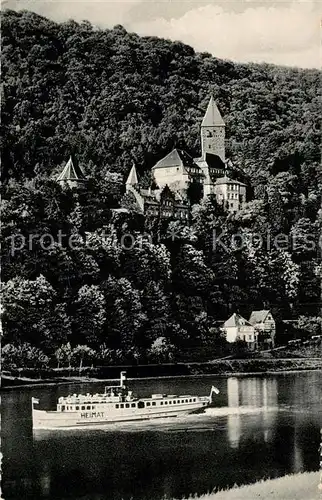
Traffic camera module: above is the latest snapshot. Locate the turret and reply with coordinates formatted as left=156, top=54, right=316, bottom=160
left=56, top=156, right=85, bottom=188
left=201, top=96, right=225, bottom=162
left=125, top=164, right=138, bottom=191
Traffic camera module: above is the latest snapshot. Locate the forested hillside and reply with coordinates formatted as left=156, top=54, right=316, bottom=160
left=1, top=10, right=321, bottom=368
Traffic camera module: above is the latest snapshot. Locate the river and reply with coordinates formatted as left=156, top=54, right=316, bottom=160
left=1, top=371, right=321, bottom=500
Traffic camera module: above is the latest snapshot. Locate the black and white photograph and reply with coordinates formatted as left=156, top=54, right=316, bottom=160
left=1, top=1, right=321, bottom=499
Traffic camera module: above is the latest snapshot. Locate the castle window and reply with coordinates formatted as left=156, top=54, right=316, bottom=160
left=206, top=130, right=212, bottom=137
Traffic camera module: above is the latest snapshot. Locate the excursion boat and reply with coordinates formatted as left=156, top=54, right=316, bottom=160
left=32, top=372, right=219, bottom=430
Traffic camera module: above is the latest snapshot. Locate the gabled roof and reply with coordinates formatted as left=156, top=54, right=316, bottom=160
left=152, top=148, right=200, bottom=171
left=126, top=164, right=138, bottom=185
left=224, top=313, right=252, bottom=328
left=249, top=310, right=272, bottom=325
left=215, top=176, right=247, bottom=186
left=202, top=95, right=225, bottom=127
left=195, top=153, right=226, bottom=170
left=56, top=156, right=85, bottom=182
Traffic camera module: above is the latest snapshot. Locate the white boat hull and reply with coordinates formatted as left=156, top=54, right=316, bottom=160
left=33, top=401, right=208, bottom=430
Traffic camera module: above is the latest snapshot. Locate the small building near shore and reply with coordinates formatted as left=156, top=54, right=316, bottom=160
left=223, top=313, right=258, bottom=350
left=249, top=310, right=276, bottom=348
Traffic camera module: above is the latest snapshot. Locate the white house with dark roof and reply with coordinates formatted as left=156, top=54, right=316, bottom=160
left=152, top=148, right=203, bottom=193
left=249, top=310, right=276, bottom=348
left=223, top=313, right=258, bottom=350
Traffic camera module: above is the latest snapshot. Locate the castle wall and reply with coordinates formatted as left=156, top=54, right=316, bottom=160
left=153, top=166, right=190, bottom=192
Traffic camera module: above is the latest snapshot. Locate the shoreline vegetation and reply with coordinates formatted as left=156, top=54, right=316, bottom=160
left=180, top=471, right=321, bottom=500
left=2, top=357, right=321, bottom=390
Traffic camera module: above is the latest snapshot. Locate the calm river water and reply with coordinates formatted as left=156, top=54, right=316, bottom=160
left=2, top=371, right=322, bottom=500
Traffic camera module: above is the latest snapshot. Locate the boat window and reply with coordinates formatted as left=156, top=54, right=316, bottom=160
left=120, top=404, right=124, bottom=409
left=160, top=401, right=163, bottom=406
left=76, top=406, right=79, bottom=410
left=81, top=406, right=85, bottom=410
left=193, top=398, right=196, bottom=402
left=125, top=403, right=130, bottom=408
left=189, top=399, right=192, bottom=402
left=92, top=406, right=95, bottom=410
left=61, top=406, right=65, bottom=411
left=138, top=401, right=145, bottom=409
left=116, top=404, right=119, bottom=409
left=86, top=406, right=91, bottom=410
left=173, top=401, right=176, bottom=404
left=185, top=399, right=188, bottom=403
left=131, top=403, right=136, bottom=408
left=169, top=401, right=172, bottom=405
left=152, top=402, right=156, bottom=406
left=146, top=402, right=150, bottom=406
left=164, top=401, right=168, bottom=405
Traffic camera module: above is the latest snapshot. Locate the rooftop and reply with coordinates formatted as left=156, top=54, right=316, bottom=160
left=56, top=156, right=85, bottom=182
left=201, top=95, right=225, bottom=127
left=152, top=148, right=200, bottom=171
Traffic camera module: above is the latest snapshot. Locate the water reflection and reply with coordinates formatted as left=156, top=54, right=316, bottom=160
left=227, top=377, right=278, bottom=448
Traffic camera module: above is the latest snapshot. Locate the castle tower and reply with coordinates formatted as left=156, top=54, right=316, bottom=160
left=56, top=156, right=85, bottom=188
left=201, top=96, right=225, bottom=162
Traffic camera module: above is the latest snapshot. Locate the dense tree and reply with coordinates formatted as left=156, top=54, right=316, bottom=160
left=1, top=10, right=320, bottom=364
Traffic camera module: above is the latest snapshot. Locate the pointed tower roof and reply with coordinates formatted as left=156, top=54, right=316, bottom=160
left=126, top=164, right=138, bottom=185
left=202, top=95, right=225, bottom=127
left=56, top=156, right=85, bottom=182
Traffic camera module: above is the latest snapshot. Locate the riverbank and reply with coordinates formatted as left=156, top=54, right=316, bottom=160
left=182, top=471, right=321, bottom=500
left=1, top=357, right=321, bottom=389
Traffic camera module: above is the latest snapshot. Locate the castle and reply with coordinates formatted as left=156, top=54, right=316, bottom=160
left=124, top=96, right=246, bottom=216
left=57, top=96, right=247, bottom=217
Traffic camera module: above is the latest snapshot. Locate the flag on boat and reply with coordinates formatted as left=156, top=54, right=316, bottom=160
left=211, top=386, right=220, bottom=395
left=32, top=397, right=39, bottom=404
